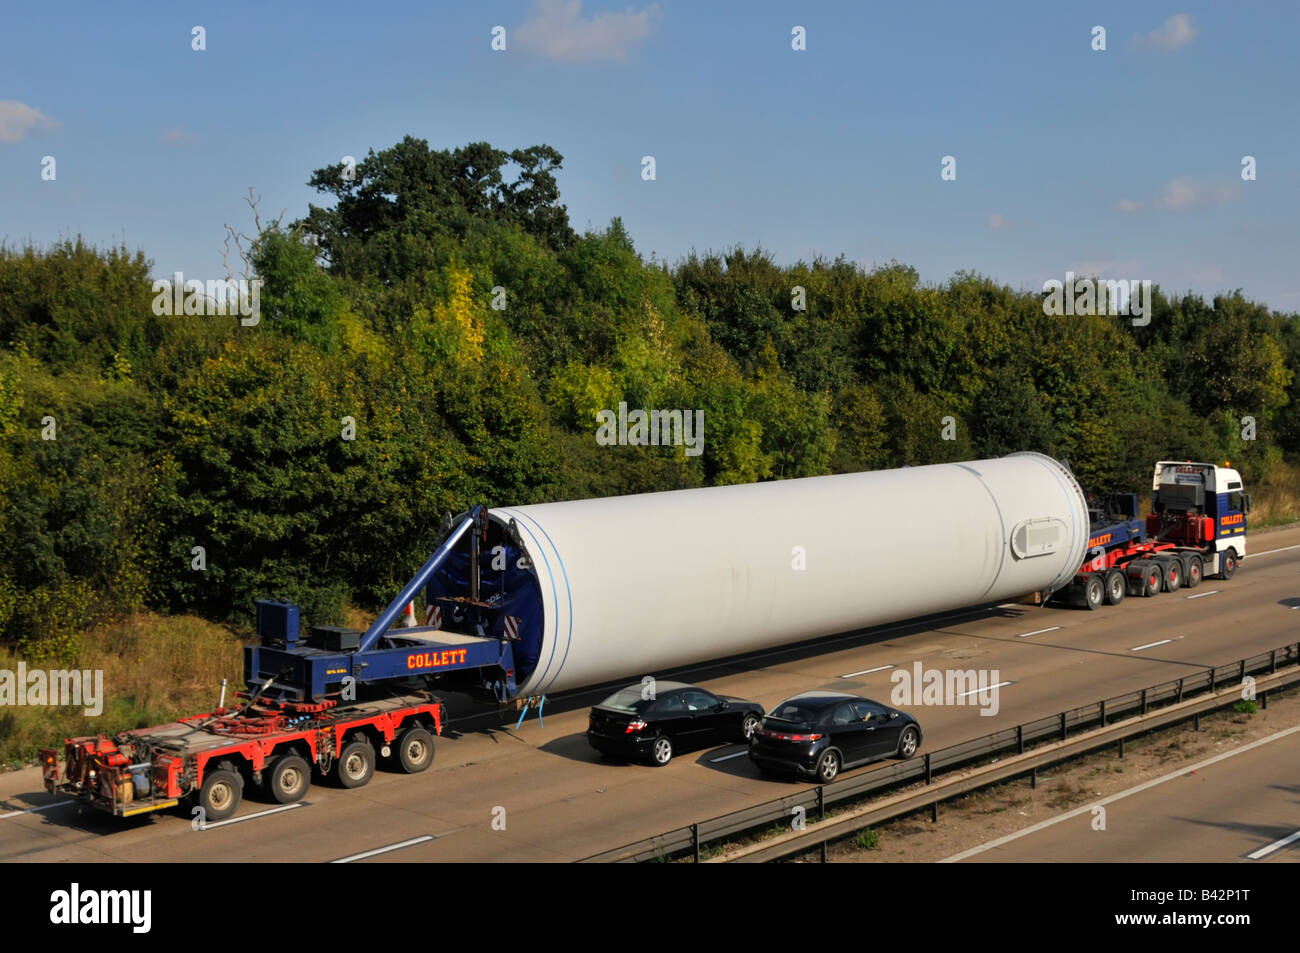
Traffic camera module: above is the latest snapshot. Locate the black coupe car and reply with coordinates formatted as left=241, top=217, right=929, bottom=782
left=748, top=691, right=921, bottom=782
left=587, top=681, right=765, bottom=766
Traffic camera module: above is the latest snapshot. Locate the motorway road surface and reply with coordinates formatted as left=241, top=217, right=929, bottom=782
left=947, top=726, right=1300, bottom=862
left=2, top=527, right=1298, bottom=862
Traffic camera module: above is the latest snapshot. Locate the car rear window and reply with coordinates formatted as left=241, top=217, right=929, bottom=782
left=599, top=687, right=653, bottom=713
left=768, top=701, right=823, bottom=725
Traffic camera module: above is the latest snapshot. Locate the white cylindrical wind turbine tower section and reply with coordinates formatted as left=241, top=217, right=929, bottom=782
left=493, top=452, right=1089, bottom=697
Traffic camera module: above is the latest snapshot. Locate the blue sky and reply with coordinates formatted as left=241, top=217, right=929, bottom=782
left=2, top=2, right=1297, bottom=309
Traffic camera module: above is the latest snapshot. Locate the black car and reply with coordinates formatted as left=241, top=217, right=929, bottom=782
left=587, top=681, right=765, bottom=766
left=748, top=691, right=921, bottom=783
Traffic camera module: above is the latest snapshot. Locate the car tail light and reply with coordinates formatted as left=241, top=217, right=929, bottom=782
left=761, top=729, right=822, bottom=742
left=625, top=719, right=648, bottom=733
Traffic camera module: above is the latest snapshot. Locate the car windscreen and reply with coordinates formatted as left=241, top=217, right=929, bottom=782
left=598, top=687, right=654, bottom=713
left=766, top=701, right=824, bottom=727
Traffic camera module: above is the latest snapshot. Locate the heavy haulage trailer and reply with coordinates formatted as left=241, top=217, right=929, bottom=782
left=44, top=454, right=1249, bottom=820
left=1057, top=461, right=1250, bottom=609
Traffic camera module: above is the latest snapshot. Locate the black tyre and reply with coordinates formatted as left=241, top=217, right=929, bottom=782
left=1156, top=556, right=1181, bottom=592
left=1104, top=568, right=1126, bottom=605
left=1218, top=549, right=1238, bottom=580
left=198, top=767, right=242, bottom=822
left=337, top=739, right=376, bottom=789
left=1182, top=554, right=1203, bottom=588
left=1083, top=574, right=1105, bottom=610
left=740, top=713, right=762, bottom=742
left=268, top=752, right=311, bottom=803
left=396, top=726, right=434, bottom=774
left=815, top=749, right=840, bottom=783
left=1136, top=562, right=1162, bottom=597
left=897, top=726, right=920, bottom=760
left=650, top=734, right=673, bottom=766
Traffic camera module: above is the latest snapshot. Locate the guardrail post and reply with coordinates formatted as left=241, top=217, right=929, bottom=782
left=1261, top=690, right=1267, bottom=710
left=1118, top=736, right=1124, bottom=759
left=1271, top=650, right=1277, bottom=674
left=924, top=753, right=932, bottom=785
left=1030, top=766, right=1037, bottom=789
left=1059, top=712, right=1067, bottom=742
left=931, top=802, right=938, bottom=823
left=1099, top=700, right=1106, bottom=727
left=1140, top=689, right=1147, bottom=716
left=691, top=823, right=699, bottom=863
left=1177, top=678, right=1184, bottom=703
left=1209, top=667, right=1215, bottom=693
left=1194, top=712, right=1200, bottom=732
left=1239, top=659, right=1246, bottom=682
left=1016, top=724, right=1024, bottom=755
left=817, top=785, right=825, bottom=823
left=820, top=839, right=827, bottom=863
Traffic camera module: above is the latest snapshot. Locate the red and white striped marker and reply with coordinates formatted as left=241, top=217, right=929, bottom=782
left=425, top=604, right=442, bottom=629
left=503, top=615, right=521, bottom=641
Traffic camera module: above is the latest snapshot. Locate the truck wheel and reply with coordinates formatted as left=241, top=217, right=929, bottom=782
left=396, top=726, right=434, bottom=774
left=1218, top=549, right=1238, bottom=580
left=1084, top=574, right=1105, bottom=610
left=1157, top=557, right=1181, bottom=592
left=268, top=753, right=311, bottom=803
left=1104, top=569, right=1126, bottom=605
left=199, top=767, right=242, bottom=822
left=1181, top=554, right=1202, bottom=588
left=337, top=739, right=376, bottom=789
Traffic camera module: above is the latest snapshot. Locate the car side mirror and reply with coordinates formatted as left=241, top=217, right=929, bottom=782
left=717, top=699, right=729, bottom=710
left=890, top=712, right=899, bottom=719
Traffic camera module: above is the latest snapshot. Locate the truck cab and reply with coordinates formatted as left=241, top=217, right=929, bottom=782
left=1149, top=461, right=1249, bottom=576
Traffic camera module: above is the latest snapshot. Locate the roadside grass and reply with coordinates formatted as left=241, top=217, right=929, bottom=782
left=0, top=613, right=244, bottom=768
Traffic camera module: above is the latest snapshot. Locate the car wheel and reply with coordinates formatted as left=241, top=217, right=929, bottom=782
left=815, top=749, right=840, bottom=783
left=198, top=767, right=242, bottom=822
left=651, top=735, right=673, bottom=766
left=337, top=739, right=375, bottom=789
left=897, top=726, right=920, bottom=760
left=396, top=726, right=434, bottom=774
left=268, top=753, right=310, bottom=803
left=741, top=713, right=761, bottom=741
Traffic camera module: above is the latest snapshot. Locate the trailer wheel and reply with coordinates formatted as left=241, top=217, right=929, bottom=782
left=1104, top=569, right=1126, bottom=605
left=1083, top=574, right=1105, bottom=610
left=268, top=753, right=311, bottom=803
left=199, top=767, right=242, bottom=822
left=1218, top=549, right=1238, bottom=580
left=1133, top=562, right=1162, bottom=597
left=337, top=739, right=376, bottom=789
left=1157, top=557, right=1181, bottom=592
left=1181, top=554, right=1202, bottom=589
left=396, top=726, right=434, bottom=774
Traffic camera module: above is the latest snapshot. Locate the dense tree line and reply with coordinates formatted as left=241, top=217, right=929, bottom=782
left=2, top=136, right=1296, bottom=661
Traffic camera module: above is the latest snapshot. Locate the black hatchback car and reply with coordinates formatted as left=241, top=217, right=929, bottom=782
left=587, top=681, right=765, bottom=766
left=749, top=691, right=921, bottom=783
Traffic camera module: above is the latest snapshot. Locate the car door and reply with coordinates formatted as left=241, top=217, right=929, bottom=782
left=854, top=701, right=901, bottom=759
left=679, top=689, right=723, bottom=748
left=649, top=691, right=689, bottom=741
left=828, top=701, right=868, bottom=763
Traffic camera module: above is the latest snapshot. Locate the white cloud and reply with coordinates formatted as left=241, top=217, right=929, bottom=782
left=1136, top=14, right=1197, bottom=51
left=1154, top=177, right=1239, bottom=211
left=0, top=100, right=57, bottom=143
left=161, top=128, right=196, bottom=146
left=1116, top=198, right=1140, bottom=214
left=986, top=214, right=1010, bottom=230
left=515, top=0, right=661, bottom=62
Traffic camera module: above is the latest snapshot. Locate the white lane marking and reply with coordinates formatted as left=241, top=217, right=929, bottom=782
left=709, top=751, right=749, bottom=763
left=1246, top=543, right=1300, bottom=558
left=1247, top=829, right=1300, bottom=861
left=1185, top=590, right=1219, bottom=599
left=332, top=834, right=435, bottom=863
left=199, top=803, right=304, bottom=830
left=1130, top=639, right=1174, bottom=652
left=953, top=681, right=1013, bottom=699
left=1016, top=626, right=1061, bottom=639
left=0, top=800, right=73, bottom=819
left=942, top=724, right=1300, bottom=862
left=840, top=664, right=895, bottom=678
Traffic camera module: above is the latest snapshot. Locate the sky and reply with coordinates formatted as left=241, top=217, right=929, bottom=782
left=1, top=1, right=1297, bottom=309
